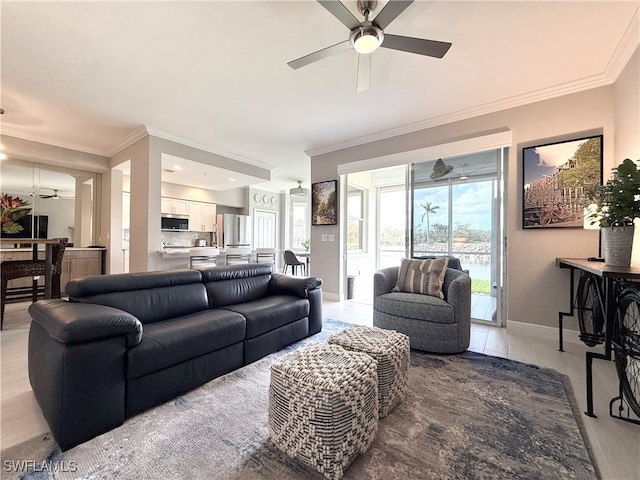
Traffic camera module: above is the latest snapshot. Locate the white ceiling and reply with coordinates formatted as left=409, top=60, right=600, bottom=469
left=1, top=1, right=638, bottom=194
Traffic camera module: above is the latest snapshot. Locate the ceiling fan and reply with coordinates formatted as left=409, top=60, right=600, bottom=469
left=287, top=0, right=452, bottom=92
left=38, top=189, right=74, bottom=200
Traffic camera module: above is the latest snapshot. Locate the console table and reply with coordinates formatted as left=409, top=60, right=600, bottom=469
left=556, top=257, right=640, bottom=418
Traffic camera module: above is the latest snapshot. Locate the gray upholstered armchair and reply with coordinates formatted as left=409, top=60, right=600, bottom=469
left=373, top=266, right=471, bottom=353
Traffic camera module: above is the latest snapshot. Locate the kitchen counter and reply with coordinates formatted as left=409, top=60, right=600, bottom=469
left=160, top=246, right=198, bottom=258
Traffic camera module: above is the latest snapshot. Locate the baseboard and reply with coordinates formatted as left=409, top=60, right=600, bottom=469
left=506, top=320, right=582, bottom=345
left=322, top=291, right=342, bottom=302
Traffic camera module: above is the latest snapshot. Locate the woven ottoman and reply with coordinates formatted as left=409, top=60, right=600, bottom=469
left=329, top=326, right=410, bottom=418
left=269, top=343, right=378, bottom=480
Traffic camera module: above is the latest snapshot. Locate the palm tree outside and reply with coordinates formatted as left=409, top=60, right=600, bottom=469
left=420, top=201, right=439, bottom=243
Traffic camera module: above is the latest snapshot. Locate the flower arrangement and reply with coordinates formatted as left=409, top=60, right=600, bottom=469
left=1, top=194, right=32, bottom=234
left=301, top=239, right=311, bottom=251
left=588, top=158, right=640, bottom=228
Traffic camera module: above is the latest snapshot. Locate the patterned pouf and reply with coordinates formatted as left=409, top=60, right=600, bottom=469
left=329, top=325, right=410, bottom=418
left=269, top=343, right=379, bottom=480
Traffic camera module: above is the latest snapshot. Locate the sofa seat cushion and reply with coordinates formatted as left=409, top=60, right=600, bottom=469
left=221, top=295, right=309, bottom=339
left=375, top=292, right=454, bottom=324
left=127, top=309, right=246, bottom=380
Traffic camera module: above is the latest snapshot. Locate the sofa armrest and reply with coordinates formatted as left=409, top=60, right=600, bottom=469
left=269, top=273, right=322, bottom=298
left=29, top=299, right=143, bottom=347
left=444, top=269, right=472, bottom=328
left=374, top=266, right=399, bottom=299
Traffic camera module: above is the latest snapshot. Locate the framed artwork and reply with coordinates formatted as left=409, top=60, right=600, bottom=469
left=522, top=134, right=602, bottom=229
left=312, top=180, right=338, bottom=225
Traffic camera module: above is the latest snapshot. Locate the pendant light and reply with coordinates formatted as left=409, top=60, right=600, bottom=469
left=290, top=180, right=309, bottom=196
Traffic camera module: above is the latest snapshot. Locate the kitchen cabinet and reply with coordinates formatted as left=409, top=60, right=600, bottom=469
left=189, top=201, right=216, bottom=232
left=161, top=197, right=189, bottom=215
left=61, top=249, right=104, bottom=290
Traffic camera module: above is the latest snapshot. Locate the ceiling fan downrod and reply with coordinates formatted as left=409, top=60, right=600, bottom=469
left=351, top=0, right=383, bottom=54
left=357, top=0, right=377, bottom=19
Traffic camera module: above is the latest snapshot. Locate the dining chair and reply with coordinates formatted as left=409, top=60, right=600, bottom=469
left=282, top=250, right=306, bottom=276
left=1, top=237, right=68, bottom=329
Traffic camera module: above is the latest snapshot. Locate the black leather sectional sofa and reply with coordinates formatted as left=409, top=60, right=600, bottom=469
left=27, top=264, right=323, bottom=450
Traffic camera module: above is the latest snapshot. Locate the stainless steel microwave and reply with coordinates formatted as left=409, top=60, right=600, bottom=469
left=161, top=214, right=189, bottom=230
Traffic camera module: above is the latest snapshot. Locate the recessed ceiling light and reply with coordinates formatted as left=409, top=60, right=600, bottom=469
left=171, top=165, right=183, bottom=171
left=228, top=177, right=236, bottom=182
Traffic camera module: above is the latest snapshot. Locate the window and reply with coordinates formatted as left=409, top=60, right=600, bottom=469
left=347, top=188, right=365, bottom=250
left=291, top=201, right=308, bottom=250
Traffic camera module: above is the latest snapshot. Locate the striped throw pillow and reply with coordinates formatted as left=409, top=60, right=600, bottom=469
left=395, top=257, right=449, bottom=299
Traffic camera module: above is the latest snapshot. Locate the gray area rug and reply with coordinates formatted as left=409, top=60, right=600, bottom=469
left=2, top=319, right=597, bottom=480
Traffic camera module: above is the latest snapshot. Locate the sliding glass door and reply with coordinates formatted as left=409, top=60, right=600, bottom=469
left=342, top=150, right=504, bottom=324
left=411, top=150, right=503, bottom=323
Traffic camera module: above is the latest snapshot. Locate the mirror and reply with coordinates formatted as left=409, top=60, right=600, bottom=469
left=0, top=159, right=99, bottom=246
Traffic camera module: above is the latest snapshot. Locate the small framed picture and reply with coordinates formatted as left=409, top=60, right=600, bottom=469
left=312, top=180, right=338, bottom=226
left=522, top=134, right=602, bottom=229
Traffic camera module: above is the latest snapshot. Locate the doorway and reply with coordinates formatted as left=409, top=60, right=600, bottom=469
left=344, top=149, right=505, bottom=325
left=411, top=150, right=503, bottom=323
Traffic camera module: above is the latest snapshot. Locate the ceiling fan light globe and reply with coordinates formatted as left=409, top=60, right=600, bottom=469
left=350, top=26, right=383, bottom=54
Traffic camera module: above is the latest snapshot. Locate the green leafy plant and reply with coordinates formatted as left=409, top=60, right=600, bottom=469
left=588, top=159, right=640, bottom=228
left=1, top=194, right=32, bottom=234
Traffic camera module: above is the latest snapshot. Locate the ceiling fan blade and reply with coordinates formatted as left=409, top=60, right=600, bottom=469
left=382, top=33, right=451, bottom=58
left=356, top=54, right=371, bottom=93
left=317, top=1, right=362, bottom=30
left=372, top=0, right=413, bottom=30
left=287, top=40, right=351, bottom=69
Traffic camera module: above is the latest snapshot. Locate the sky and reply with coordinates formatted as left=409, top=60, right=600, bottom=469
left=379, top=180, right=494, bottom=232
left=523, top=138, right=588, bottom=186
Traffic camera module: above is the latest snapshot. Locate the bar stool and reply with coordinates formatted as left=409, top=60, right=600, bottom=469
left=189, top=247, right=220, bottom=269
left=225, top=246, right=252, bottom=265
left=1, top=238, right=68, bottom=329
left=255, top=248, right=277, bottom=268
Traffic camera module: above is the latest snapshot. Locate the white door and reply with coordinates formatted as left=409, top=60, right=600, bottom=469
left=254, top=209, right=277, bottom=248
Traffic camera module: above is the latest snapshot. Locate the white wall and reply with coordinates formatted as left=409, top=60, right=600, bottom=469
left=162, top=182, right=246, bottom=209
left=616, top=47, right=640, bottom=264
left=310, top=76, right=640, bottom=329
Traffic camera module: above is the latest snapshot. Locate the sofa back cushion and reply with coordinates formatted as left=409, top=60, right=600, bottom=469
left=66, top=269, right=209, bottom=324
left=200, top=264, right=272, bottom=308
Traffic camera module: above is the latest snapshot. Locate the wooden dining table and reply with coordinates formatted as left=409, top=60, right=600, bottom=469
left=0, top=238, right=61, bottom=299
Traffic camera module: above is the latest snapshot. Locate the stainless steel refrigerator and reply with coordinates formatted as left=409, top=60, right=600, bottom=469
left=216, top=214, right=252, bottom=247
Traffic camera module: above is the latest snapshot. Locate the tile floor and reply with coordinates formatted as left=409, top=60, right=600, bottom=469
left=2, top=300, right=640, bottom=479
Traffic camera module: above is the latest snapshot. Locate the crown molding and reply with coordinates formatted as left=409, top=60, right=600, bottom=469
left=306, top=73, right=613, bottom=158
left=141, top=125, right=276, bottom=171
left=605, top=6, right=640, bottom=81
left=107, top=125, right=150, bottom=157
left=0, top=127, right=109, bottom=158
left=307, top=7, right=640, bottom=159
